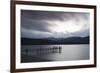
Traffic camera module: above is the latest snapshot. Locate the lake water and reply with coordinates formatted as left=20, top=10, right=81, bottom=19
left=21, top=45, right=89, bottom=63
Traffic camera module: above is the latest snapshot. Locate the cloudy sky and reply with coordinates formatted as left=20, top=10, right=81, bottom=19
left=21, top=10, right=90, bottom=39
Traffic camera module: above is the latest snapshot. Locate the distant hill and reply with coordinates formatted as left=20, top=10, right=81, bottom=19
left=21, top=36, right=89, bottom=45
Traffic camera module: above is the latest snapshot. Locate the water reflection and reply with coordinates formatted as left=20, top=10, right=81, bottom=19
left=24, top=46, right=62, bottom=55
left=21, top=45, right=89, bottom=63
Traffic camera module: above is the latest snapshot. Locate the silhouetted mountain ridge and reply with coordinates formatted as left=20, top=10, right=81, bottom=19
left=21, top=36, right=89, bottom=45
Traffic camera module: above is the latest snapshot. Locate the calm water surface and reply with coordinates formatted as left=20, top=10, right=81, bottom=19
left=21, top=45, right=89, bottom=63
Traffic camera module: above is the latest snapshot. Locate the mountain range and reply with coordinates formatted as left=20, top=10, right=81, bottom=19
left=21, top=36, right=89, bottom=45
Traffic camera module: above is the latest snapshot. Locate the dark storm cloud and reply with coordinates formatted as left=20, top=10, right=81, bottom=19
left=21, top=17, right=53, bottom=32
left=21, top=10, right=90, bottom=38
left=21, top=10, right=89, bottom=22
left=21, top=27, right=55, bottom=38
left=21, top=10, right=68, bottom=21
